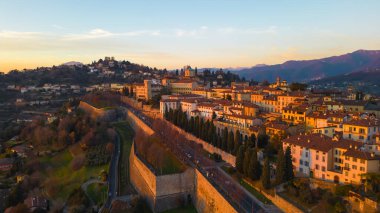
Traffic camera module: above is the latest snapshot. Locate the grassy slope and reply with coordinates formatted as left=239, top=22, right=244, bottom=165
left=87, top=182, right=107, bottom=206
left=40, top=149, right=109, bottom=201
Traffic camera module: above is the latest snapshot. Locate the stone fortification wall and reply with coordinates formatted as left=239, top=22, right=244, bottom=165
left=124, top=109, right=154, bottom=136
left=128, top=108, right=239, bottom=212
left=162, top=119, right=236, bottom=167
left=194, top=169, right=238, bottom=213
left=130, top=143, right=196, bottom=212
left=78, top=101, right=106, bottom=119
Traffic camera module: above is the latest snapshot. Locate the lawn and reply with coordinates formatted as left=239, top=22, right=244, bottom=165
left=39, top=149, right=109, bottom=201
left=113, top=121, right=135, bottom=195
left=240, top=180, right=273, bottom=205
left=220, top=166, right=273, bottom=205
left=87, top=182, right=107, bottom=206
left=162, top=205, right=197, bottom=213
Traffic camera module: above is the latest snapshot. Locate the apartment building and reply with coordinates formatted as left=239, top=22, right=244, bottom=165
left=282, top=133, right=380, bottom=184
left=342, top=119, right=380, bottom=143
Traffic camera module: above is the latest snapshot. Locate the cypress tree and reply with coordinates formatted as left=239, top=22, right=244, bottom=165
left=164, top=107, right=169, bottom=119
left=227, top=130, right=234, bottom=153
left=284, top=146, right=294, bottom=181
left=261, top=157, right=271, bottom=189
left=222, top=127, right=228, bottom=151
left=275, top=146, right=286, bottom=185
left=248, top=149, right=261, bottom=180
left=189, top=117, right=194, bottom=133
left=243, top=149, right=252, bottom=177
left=249, top=133, right=256, bottom=148
left=236, top=145, right=245, bottom=173
left=234, top=130, right=242, bottom=154
left=212, top=111, right=217, bottom=119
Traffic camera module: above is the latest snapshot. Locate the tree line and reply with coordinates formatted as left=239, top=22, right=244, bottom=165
left=165, top=107, right=294, bottom=188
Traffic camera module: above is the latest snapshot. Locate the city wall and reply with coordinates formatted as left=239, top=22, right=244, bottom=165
left=78, top=101, right=107, bottom=119
left=130, top=143, right=195, bottom=212
left=162, top=119, right=237, bottom=167
left=194, top=169, right=238, bottom=213
left=124, top=109, right=155, bottom=136
left=127, top=109, right=238, bottom=212
left=244, top=179, right=304, bottom=213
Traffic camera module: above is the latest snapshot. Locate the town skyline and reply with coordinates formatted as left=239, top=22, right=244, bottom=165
left=1, top=0, right=380, bottom=72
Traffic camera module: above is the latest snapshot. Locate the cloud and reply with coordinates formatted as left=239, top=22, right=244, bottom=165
left=62, top=28, right=162, bottom=40
left=0, top=30, right=44, bottom=39
left=218, top=26, right=277, bottom=35
left=174, top=26, right=209, bottom=38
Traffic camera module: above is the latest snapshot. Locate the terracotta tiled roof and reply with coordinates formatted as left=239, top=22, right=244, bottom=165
left=282, top=133, right=334, bottom=152
left=344, top=119, right=379, bottom=127
left=343, top=150, right=380, bottom=160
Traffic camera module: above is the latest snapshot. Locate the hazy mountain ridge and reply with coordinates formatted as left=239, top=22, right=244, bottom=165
left=233, top=50, right=380, bottom=82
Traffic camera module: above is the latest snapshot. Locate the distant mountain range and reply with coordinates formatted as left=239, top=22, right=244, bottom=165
left=62, top=61, right=83, bottom=66
left=310, top=68, right=380, bottom=85
left=232, top=50, right=380, bottom=83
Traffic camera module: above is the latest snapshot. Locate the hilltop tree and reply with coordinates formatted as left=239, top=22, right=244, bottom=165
left=248, top=149, right=261, bottom=180
left=275, top=146, right=286, bottom=185
left=236, top=145, right=245, bottom=173
left=285, top=146, right=294, bottom=181
left=261, top=157, right=271, bottom=189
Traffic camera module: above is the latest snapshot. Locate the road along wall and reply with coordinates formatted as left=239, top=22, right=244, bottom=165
left=162, top=119, right=236, bottom=167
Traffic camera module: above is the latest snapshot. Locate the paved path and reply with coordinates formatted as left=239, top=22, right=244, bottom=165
left=103, top=133, right=121, bottom=209
left=81, top=178, right=106, bottom=208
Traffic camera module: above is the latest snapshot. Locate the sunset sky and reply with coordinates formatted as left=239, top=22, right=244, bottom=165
left=1, top=0, right=380, bottom=72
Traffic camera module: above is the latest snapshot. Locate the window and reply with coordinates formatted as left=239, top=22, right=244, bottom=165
left=322, top=156, right=325, bottom=162
left=360, top=159, right=365, bottom=164
left=315, top=165, right=319, bottom=170
left=306, top=152, right=309, bottom=157
left=345, top=163, right=349, bottom=168
left=349, top=134, right=352, bottom=139
left=335, top=150, right=338, bottom=155
left=316, top=155, right=319, bottom=160
left=322, top=166, right=326, bottom=172
left=345, top=156, right=350, bottom=160
left=305, top=161, right=309, bottom=167
left=300, top=160, right=303, bottom=165
left=352, top=165, right=357, bottom=170
left=353, top=158, right=357, bottom=162
left=360, top=167, right=365, bottom=172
